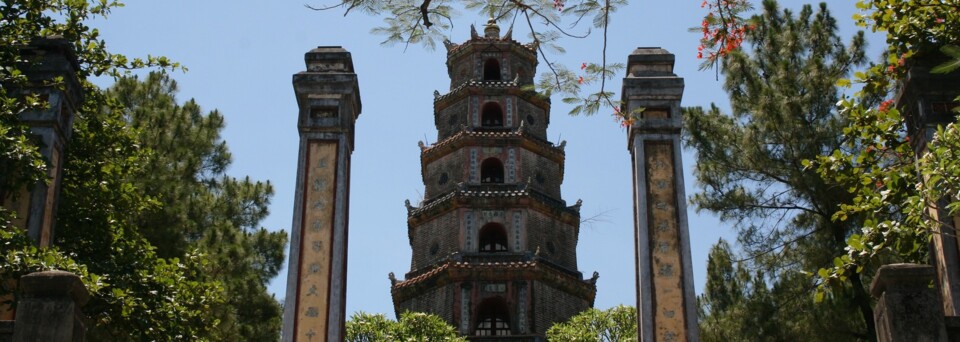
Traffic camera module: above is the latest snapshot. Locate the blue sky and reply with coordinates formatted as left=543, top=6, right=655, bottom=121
left=90, top=1, right=882, bottom=318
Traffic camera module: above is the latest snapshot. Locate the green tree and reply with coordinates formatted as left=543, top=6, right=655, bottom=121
left=0, top=0, right=177, bottom=203
left=54, top=87, right=224, bottom=340
left=683, top=1, right=872, bottom=340
left=545, top=305, right=636, bottom=342
left=346, top=311, right=466, bottom=342
left=105, top=72, right=287, bottom=340
left=0, top=1, right=280, bottom=340
left=698, top=239, right=865, bottom=341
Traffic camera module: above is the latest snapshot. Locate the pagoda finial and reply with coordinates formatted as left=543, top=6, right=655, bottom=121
left=484, top=16, right=500, bottom=39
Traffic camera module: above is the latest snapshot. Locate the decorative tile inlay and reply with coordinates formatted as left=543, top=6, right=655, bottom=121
left=475, top=56, right=482, bottom=82
left=512, top=211, right=522, bottom=252
left=506, top=97, right=513, bottom=126
left=470, top=148, right=479, bottom=183
left=507, top=148, right=516, bottom=182
left=501, top=57, right=509, bottom=82
left=465, top=211, right=475, bottom=251
left=518, top=282, right=528, bottom=333
left=460, top=287, right=471, bottom=334
left=471, top=96, right=479, bottom=127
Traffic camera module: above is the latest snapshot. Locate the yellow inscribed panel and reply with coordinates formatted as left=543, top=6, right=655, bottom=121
left=295, top=141, right=337, bottom=341
left=645, top=142, right=687, bottom=342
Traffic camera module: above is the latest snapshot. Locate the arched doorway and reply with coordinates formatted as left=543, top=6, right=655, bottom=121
left=479, top=223, right=508, bottom=253
left=480, top=158, right=504, bottom=184
left=475, top=297, right=511, bottom=336
left=481, top=102, right=504, bottom=127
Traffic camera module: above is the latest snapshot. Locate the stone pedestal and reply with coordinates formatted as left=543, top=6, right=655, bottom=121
left=622, top=47, right=699, bottom=342
left=12, top=271, right=89, bottom=342
left=281, top=46, right=361, bottom=342
left=871, top=263, right=947, bottom=342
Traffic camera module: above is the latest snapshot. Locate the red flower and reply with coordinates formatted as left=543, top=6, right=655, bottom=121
left=577, top=76, right=584, bottom=84
left=879, top=99, right=894, bottom=112
left=581, top=62, right=587, bottom=70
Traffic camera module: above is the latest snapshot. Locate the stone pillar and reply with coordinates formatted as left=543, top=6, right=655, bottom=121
left=3, top=37, right=82, bottom=247
left=1, top=37, right=82, bottom=322
left=897, top=54, right=960, bottom=317
left=871, top=263, right=947, bottom=342
left=281, top=46, right=361, bottom=342
left=622, top=47, right=699, bottom=342
left=12, top=271, right=89, bottom=342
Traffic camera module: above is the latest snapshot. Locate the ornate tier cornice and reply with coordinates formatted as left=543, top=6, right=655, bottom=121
left=390, top=256, right=597, bottom=305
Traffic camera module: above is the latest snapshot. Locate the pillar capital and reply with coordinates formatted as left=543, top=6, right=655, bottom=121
left=622, top=47, right=685, bottom=149
left=293, top=46, right=362, bottom=150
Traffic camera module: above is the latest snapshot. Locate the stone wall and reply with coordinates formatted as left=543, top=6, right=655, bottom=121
left=530, top=280, right=590, bottom=334
left=526, top=210, right=578, bottom=271
left=409, top=209, right=461, bottom=271
left=395, top=283, right=456, bottom=323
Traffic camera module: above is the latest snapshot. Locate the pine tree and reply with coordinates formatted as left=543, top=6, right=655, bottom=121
left=104, top=72, right=287, bottom=340
left=684, top=1, right=873, bottom=340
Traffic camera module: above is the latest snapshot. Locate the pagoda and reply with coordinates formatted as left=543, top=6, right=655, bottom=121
left=390, top=19, right=597, bottom=340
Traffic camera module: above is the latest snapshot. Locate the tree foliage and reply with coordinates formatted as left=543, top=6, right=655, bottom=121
left=684, top=1, right=873, bottom=340
left=0, top=0, right=178, bottom=202
left=810, top=0, right=960, bottom=296
left=53, top=87, right=224, bottom=340
left=545, top=305, right=636, bottom=342
left=104, top=72, right=287, bottom=340
left=698, top=239, right=868, bottom=341
left=1, top=1, right=284, bottom=340
left=345, top=311, right=466, bottom=342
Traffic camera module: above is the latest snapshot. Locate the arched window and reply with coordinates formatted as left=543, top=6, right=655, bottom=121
left=483, top=58, right=501, bottom=81
left=480, top=158, right=504, bottom=184
left=481, top=103, right=503, bottom=127
left=475, top=297, right=511, bottom=336
left=479, top=223, right=508, bottom=253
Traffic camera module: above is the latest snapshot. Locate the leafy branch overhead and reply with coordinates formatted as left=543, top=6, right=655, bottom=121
left=807, top=0, right=960, bottom=302
left=309, top=0, right=637, bottom=123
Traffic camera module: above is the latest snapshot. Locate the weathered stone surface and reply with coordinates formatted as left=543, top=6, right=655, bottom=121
left=624, top=47, right=699, bottom=342
left=12, top=271, right=88, bottom=342
left=871, top=263, right=947, bottom=342
left=282, top=46, right=361, bottom=342
left=0, top=320, right=13, bottom=342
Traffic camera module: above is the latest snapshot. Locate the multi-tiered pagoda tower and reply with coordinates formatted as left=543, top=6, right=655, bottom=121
left=389, top=20, right=596, bottom=340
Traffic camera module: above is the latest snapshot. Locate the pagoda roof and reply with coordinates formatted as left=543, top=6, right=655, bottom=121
left=390, top=256, right=597, bottom=304
left=406, top=183, right=580, bottom=226
left=421, top=126, right=564, bottom=164
left=444, top=29, right=538, bottom=59
left=434, top=79, right=550, bottom=110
